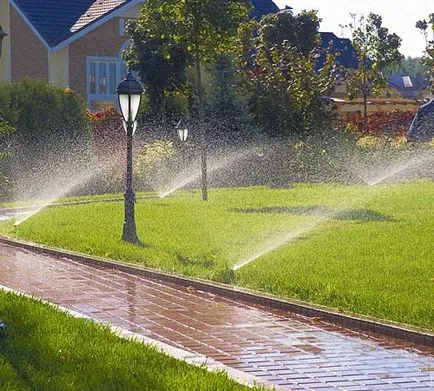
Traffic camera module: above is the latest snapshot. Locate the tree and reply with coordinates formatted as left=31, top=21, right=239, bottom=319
left=347, top=13, right=403, bottom=128
left=124, top=22, right=188, bottom=121
left=238, top=9, right=340, bottom=138
left=416, top=14, right=434, bottom=94
left=395, top=57, right=428, bottom=80
left=205, top=55, right=253, bottom=143
left=129, top=0, right=251, bottom=201
left=256, top=7, right=320, bottom=56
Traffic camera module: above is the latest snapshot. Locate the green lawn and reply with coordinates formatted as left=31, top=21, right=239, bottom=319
left=1, top=181, right=433, bottom=330
left=0, top=191, right=155, bottom=209
left=0, top=290, right=256, bottom=391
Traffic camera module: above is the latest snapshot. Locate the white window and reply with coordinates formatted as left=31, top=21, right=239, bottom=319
left=402, top=76, right=413, bottom=88
left=86, top=41, right=138, bottom=110
left=87, top=56, right=128, bottom=109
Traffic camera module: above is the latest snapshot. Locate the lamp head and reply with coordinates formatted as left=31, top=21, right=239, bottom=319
left=116, top=71, right=143, bottom=124
left=176, top=119, right=188, bottom=142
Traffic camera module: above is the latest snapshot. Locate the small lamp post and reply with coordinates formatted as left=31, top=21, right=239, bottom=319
left=176, top=120, right=188, bottom=142
left=116, top=71, right=143, bottom=243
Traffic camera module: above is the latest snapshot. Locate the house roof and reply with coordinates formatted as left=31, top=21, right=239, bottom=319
left=318, top=32, right=358, bottom=69
left=389, top=74, right=415, bottom=89
left=71, top=0, right=129, bottom=32
left=251, top=0, right=279, bottom=19
left=12, top=0, right=134, bottom=48
left=11, top=0, right=279, bottom=50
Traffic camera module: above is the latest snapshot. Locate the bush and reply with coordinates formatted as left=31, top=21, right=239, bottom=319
left=0, top=120, right=15, bottom=198
left=134, top=139, right=180, bottom=190
left=87, top=107, right=124, bottom=157
left=0, top=80, right=90, bottom=200
left=346, top=110, right=416, bottom=138
left=0, top=80, right=89, bottom=149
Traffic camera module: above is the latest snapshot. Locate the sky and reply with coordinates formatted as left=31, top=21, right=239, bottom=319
left=273, top=0, right=432, bottom=58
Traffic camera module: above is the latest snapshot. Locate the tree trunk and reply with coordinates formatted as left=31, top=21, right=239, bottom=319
left=363, top=92, right=368, bottom=133
left=362, top=69, right=368, bottom=133
left=195, top=52, right=208, bottom=201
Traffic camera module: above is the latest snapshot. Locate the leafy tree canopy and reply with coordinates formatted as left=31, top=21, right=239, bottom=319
left=124, top=21, right=188, bottom=118
left=135, top=0, right=251, bottom=62
left=416, top=13, right=434, bottom=94
left=394, top=57, right=428, bottom=80
left=125, top=0, right=251, bottom=120
left=257, top=8, right=320, bottom=56
left=238, top=9, right=340, bottom=137
left=347, top=13, right=403, bottom=122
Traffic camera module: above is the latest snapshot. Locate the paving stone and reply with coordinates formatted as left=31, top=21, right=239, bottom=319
left=0, top=243, right=432, bottom=391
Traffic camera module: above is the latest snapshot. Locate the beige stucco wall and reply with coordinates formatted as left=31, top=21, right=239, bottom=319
left=0, top=0, right=11, bottom=81
left=69, top=17, right=128, bottom=98
left=10, top=5, right=48, bottom=81
left=48, top=46, right=69, bottom=87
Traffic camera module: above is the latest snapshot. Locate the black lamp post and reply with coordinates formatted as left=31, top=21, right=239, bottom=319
left=116, top=71, right=143, bottom=243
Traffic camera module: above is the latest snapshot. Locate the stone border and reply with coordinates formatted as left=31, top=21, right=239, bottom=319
left=1, top=236, right=432, bottom=348
left=0, top=285, right=278, bottom=390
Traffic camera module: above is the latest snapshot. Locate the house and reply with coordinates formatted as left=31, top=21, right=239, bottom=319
left=387, top=73, right=428, bottom=100
left=317, top=32, right=358, bottom=71
left=0, top=0, right=279, bottom=110
left=316, top=32, right=358, bottom=99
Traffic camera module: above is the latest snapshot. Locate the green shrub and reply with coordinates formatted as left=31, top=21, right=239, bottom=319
left=0, top=80, right=90, bottom=200
left=0, top=120, right=15, bottom=198
left=0, top=80, right=89, bottom=150
left=134, top=139, right=179, bottom=189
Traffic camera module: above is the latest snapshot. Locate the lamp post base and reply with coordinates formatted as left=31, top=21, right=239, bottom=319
left=122, top=221, right=139, bottom=243
left=122, top=190, right=139, bottom=244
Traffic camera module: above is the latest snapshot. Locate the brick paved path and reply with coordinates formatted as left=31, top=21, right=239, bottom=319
left=0, top=244, right=433, bottom=390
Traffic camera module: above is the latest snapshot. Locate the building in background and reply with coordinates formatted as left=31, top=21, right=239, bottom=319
left=0, top=0, right=279, bottom=110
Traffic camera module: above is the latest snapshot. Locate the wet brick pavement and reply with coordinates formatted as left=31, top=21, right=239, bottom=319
left=0, top=244, right=433, bottom=390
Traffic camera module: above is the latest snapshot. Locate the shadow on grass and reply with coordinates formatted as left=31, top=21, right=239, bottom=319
left=228, top=206, right=394, bottom=222
left=176, top=253, right=215, bottom=269
left=128, top=238, right=151, bottom=248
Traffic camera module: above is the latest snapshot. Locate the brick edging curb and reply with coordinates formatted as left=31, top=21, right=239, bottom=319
left=1, top=236, right=432, bottom=348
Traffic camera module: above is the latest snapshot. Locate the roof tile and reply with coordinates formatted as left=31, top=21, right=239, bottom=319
left=13, top=0, right=131, bottom=47
left=13, top=0, right=278, bottom=48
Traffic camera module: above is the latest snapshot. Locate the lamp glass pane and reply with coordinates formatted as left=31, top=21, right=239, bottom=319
left=118, top=94, right=130, bottom=122
left=129, top=94, right=141, bottom=122
left=177, top=128, right=188, bottom=141
left=99, top=63, right=106, bottom=95
left=89, top=63, right=96, bottom=94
